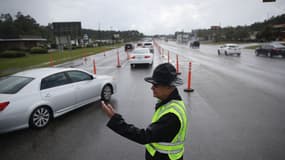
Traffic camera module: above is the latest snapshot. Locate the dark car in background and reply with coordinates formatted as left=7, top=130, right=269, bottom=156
left=136, top=42, right=143, bottom=47
left=124, top=43, right=134, bottom=52
left=255, top=42, right=285, bottom=58
left=190, top=41, right=200, bottom=48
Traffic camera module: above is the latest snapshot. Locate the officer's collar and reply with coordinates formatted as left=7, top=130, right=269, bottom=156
left=155, top=88, right=182, bottom=110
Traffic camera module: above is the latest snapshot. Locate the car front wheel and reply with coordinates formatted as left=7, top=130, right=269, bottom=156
left=29, top=106, right=52, bottom=129
left=101, top=85, right=112, bottom=101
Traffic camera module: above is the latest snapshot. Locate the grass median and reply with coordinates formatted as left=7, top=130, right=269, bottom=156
left=244, top=45, right=261, bottom=50
left=0, top=46, right=120, bottom=76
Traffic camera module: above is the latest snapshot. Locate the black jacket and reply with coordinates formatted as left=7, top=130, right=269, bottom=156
left=107, top=88, right=184, bottom=160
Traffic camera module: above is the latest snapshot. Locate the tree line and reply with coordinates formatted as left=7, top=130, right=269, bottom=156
left=196, top=14, right=285, bottom=42
left=0, top=12, right=53, bottom=40
left=1, top=12, right=284, bottom=43
left=0, top=12, right=144, bottom=44
left=82, top=29, right=144, bottom=42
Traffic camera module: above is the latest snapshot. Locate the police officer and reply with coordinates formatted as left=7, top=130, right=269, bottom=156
left=101, top=63, right=188, bottom=160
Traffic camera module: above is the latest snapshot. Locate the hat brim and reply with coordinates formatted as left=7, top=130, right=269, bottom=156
left=144, top=77, right=158, bottom=84
left=144, top=77, right=183, bottom=86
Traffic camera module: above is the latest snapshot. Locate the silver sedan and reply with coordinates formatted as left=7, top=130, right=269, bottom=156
left=0, top=67, right=116, bottom=133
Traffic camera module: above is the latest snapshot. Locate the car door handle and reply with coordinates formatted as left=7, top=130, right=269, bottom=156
left=44, top=93, right=51, bottom=98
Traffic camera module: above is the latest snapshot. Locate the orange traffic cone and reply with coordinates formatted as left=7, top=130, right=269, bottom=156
left=184, top=61, right=194, bottom=92
left=93, top=59, right=96, bottom=74
left=84, top=53, right=87, bottom=63
left=168, top=51, right=170, bottom=63
left=117, top=50, right=121, bottom=68
left=127, top=51, right=130, bottom=60
left=176, top=55, right=181, bottom=75
left=49, top=54, right=54, bottom=67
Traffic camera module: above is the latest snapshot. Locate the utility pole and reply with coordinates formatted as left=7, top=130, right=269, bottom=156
left=98, top=23, right=101, bottom=46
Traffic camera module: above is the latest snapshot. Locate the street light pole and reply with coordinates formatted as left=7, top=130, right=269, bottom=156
left=110, top=26, right=113, bottom=46
left=98, top=23, right=101, bottom=46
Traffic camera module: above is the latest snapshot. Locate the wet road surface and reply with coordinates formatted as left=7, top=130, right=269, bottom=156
left=1, top=41, right=285, bottom=160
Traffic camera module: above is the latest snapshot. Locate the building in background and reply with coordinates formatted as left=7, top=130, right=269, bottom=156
left=211, top=26, right=221, bottom=30
left=176, top=32, right=192, bottom=44
left=273, top=24, right=285, bottom=41
left=0, top=36, right=47, bottom=51
left=52, top=22, right=81, bottom=51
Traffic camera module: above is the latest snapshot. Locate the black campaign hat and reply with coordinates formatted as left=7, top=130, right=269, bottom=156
left=144, top=63, right=183, bottom=86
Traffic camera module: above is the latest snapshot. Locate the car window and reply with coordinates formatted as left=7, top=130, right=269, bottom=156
left=0, top=76, right=34, bottom=94
left=66, top=71, right=92, bottom=82
left=144, top=43, right=152, bottom=46
left=41, top=72, right=70, bottom=90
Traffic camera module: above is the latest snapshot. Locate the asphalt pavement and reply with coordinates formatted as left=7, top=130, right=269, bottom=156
left=1, top=41, right=285, bottom=160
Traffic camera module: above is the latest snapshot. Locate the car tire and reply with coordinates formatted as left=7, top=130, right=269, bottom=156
left=225, top=51, right=228, bottom=56
left=101, top=85, right=112, bottom=101
left=130, top=64, right=135, bottom=68
left=255, top=51, right=259, bottom=56
left=237, top=53, right=241, bottom=56
left=218, top=50, right=221, bottom=55
left=29, top=106, right=52, bottom=129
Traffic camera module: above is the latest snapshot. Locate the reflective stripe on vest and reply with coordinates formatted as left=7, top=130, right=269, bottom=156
left=145, top=100, right=187, bottom=160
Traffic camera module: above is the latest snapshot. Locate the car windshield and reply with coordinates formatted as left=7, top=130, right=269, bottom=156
left=132, top=49, right=149, bottom=54
left=0, top=76, right=34, bottom=94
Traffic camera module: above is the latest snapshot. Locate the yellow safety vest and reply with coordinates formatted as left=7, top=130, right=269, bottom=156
left=145, top=100, right=188, bottom=160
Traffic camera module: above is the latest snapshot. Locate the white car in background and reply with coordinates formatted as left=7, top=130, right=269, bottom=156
left=129, top=48, right=153, bottom=68
left=143, top=42, right=154, bottom=53
left=0, top=67, right=116, bottom=133
left=218, top=43, right=241, bottom=56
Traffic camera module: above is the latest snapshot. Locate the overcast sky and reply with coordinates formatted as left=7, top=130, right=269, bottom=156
left=1, top=0, right=284, bottom=35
